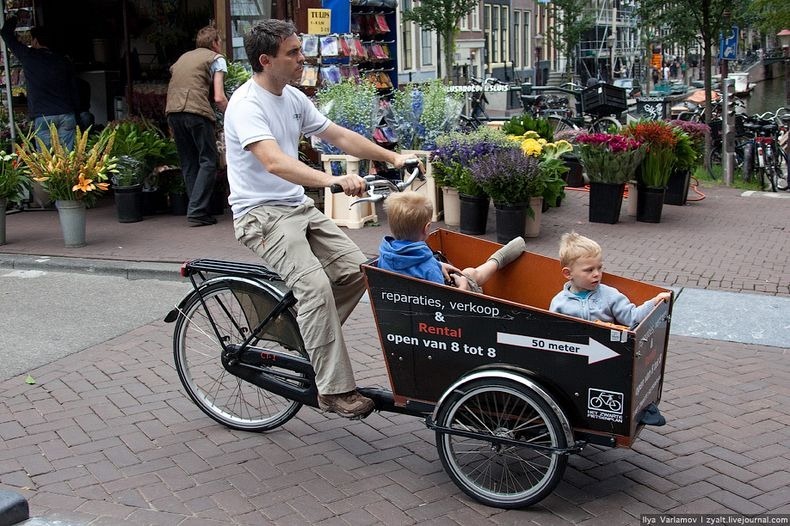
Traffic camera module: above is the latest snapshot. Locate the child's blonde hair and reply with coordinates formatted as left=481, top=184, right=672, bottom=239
left=558, top=232, right=602, bottom=267
left=384, top=191, right=433, bottom=241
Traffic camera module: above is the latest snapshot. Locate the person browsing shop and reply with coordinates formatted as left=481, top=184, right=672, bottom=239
left=1, top=17, right=79, bottom=150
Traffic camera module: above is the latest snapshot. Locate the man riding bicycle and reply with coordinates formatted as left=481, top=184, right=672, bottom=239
left=223, top=20, right=417, bottom=418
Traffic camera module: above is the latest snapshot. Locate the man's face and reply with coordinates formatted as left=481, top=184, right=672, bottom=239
left=261, top=33, right=304, bottom=84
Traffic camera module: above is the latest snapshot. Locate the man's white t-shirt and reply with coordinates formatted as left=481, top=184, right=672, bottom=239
left=224, top=79, right=330, bottom=218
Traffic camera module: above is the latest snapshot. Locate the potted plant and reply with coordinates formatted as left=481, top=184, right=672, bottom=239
left=505, top=132, right=574, bottom=236
left=501, top=114, right=554, bottom=142
left=666, top=120, right=709, bottom=205
left=314, top=79, right=380, bottom=227
left=384, top=80, right=464, bottom=151
left=576, top=132, right=645, bottom=224
left=553, top=128, right=587, bottom=187
left=100, top=118, right=179, bottom=216
left=112, top=155, right=146, bottom=223
left=159, top=167, right=188, bottom=215
left=16, top=123, right=116, bottom=247
left=0, top=150, right=30, bottom=245
left=623, top=121, right=678, bottom=223
left=431, top=127, right=509, bottom=233
left=470, top=145, right=538, bottom=242
left=383, top=81, right=464, bottom=221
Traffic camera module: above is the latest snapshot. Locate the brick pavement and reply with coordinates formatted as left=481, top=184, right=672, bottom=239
left=1, top=306, right=789, bottom=525
left=1, top=181, right=789, bottom=524
left=1, top=182, right=788, bottom=296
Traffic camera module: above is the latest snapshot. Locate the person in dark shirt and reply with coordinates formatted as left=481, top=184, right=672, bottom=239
left=1, top=17, right=79, bottom=149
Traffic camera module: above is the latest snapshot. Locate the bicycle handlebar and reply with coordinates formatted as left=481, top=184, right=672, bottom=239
left=329, top=159, right=423, bottom=201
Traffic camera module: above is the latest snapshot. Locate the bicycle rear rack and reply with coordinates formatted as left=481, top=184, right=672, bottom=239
left=182, top=258, right=281, bottom=282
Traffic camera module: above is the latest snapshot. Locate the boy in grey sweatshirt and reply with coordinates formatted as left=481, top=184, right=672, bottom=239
left=549, top=232, right=670, bottom=327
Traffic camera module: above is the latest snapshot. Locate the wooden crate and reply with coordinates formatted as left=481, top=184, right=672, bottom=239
left=321, top=155, right=377, bottom=229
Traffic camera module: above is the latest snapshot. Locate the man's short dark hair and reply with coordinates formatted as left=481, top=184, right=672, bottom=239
left=244, top=19, right=297, bottom=73
left=30, top=26, right=52, bottom=47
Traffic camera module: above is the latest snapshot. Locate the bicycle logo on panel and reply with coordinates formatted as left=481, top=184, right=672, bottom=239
left=587, top=388, right=624, bottom=423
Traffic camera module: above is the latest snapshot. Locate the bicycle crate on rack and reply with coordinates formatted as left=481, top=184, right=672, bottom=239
left=582, top=83, right=627, bottom=116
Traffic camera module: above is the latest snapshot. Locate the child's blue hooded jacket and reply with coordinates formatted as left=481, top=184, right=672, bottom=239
left=377, top=236, right=444, bottom=284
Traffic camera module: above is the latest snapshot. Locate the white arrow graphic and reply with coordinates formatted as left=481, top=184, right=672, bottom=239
left=497, top=332, right=620, bottom=365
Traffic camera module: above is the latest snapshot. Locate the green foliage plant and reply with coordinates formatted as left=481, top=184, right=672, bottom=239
left=16, top=124, right=116, bottom=206
left=576, top=132, right=645, bottom=184
left=623, top=121, right=678, bottom=189
left=501, top=114, right=554, bottom=142
left=430, top=126, right=512, bottom=196
left=224, top=61, right=252, bottom=96
left=386, top=80, right=464, bottom=150
left=314, top=79, right=379, bottom=153
left=0, top=150, right=30, bottom=202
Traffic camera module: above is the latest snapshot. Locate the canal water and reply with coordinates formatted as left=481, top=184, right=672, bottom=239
left=744, top=75, right=787, bottom=115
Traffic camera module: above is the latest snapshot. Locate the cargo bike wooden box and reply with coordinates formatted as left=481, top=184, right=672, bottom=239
left=168, top=229, right=672, bottom=509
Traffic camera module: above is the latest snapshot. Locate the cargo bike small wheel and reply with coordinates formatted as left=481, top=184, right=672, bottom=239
left=173, top=278, right=308, bottom=432
left=434, top=376, right=569, bottom=508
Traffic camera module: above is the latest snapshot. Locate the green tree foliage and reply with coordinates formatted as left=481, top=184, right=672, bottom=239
left=402, top=0, right=478, bottom=80
left=743, top=0, right=790, bottom=37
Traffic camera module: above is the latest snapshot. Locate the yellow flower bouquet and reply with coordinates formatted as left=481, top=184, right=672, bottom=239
left=16, top=123, right=117, bottom=207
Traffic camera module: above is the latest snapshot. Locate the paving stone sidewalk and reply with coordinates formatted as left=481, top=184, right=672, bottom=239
left=1, top=305, right=789, bottom=525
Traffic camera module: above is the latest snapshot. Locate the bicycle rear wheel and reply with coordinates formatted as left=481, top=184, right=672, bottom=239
left=546, top=115, right=579, bottom=137
left=173, top=278, right=307, bottom=431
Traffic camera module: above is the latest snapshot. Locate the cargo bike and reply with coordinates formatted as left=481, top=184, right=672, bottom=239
left=165, top=168, right=672, bottom=509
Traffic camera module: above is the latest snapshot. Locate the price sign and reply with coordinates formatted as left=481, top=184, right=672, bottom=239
left=308, top=9, right=331, bottom=35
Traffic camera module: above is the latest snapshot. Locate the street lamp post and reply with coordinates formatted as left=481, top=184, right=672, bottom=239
left=607, top=33, right=616, bottom=82
left=534, top=33, right=544, bottom=86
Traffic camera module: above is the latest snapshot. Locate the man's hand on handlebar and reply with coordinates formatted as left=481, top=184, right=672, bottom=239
left=331, top=174, right=368, bottom=197
left=390, top=154, right=424, bottom=173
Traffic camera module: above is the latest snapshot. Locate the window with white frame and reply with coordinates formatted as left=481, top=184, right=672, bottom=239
left=500, top=6, right=509, bottom=63
left=421, top=28, right=433, bottom=66
left=514, top=11, right=521, bottom=68
left=401, top=0, right=414, bottom=69
left=471, top=3, right=479, bottom=30
left=460, top=11, right=468, bottom=31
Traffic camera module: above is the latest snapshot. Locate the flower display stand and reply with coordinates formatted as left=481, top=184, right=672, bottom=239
left=401, top=150, right=442, bottom=222
left=321, top=155, right=377, bottom=229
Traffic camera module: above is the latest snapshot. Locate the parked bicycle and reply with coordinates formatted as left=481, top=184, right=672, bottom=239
left=741, top=113, right=789, bottom=191
left=457, top=77, right=512, bottom=130
left=521, top=82, right=623, bottom=136
left=707, top=109, right=789, bottom=191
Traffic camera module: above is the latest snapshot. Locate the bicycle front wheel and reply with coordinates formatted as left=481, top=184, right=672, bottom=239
left=588, top=116, right=621, bottom=133
left=173, top=279, right=308, bottom=431
left=770, top=148, right=789, bottom=191
left=435, top=378, right=568, bottom=508
left=546, top=115, right=579, bottom=137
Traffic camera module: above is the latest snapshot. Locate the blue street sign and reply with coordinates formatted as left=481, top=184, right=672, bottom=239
left=719, top=26, right=739, bottom=61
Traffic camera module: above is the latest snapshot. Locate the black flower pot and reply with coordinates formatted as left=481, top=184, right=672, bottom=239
left=459, top=193, right=489, bottom=235
left=494, top=203, right=526, bottom=244
left=637, top=185, right=666, bottom=223
left=562, top=155, right=586, bottom=187
left=664, top=168, right=691, bottom=206
left=114, top=185, right=143, bottom=223
left=588, top=182, right=625, bottom=224
left=169, top=192, right=188, bottom=215
left=142, top=189, right=169, bottom=215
